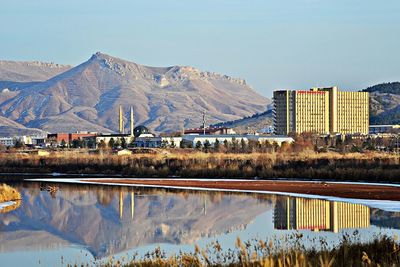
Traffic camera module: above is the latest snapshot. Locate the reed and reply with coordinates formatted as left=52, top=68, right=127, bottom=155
left=65, top=235, right=400, bottom=267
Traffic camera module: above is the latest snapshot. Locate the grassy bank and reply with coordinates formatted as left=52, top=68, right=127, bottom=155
left=0, top=150, right=399, bottom=182
left=68, top=235, right=400, bottom=267
left=0, top=183, right=21, bottom=203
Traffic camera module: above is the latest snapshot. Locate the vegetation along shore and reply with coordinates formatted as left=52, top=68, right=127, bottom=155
left=67, top=235, right=400, bottom=267
left=0, top=148, right=398, bottom=182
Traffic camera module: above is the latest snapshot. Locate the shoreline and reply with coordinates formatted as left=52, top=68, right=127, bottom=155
left=27, top=177, right=400, bottom=202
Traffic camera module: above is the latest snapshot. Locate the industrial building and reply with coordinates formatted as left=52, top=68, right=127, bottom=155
left=273, top=86, right=369, bottom=135
left=47, top=132, right=97, bottom=146
left=274, top=197, right=370, bottom=233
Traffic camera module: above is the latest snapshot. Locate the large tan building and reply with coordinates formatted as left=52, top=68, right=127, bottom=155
left=273, top=86, right=369, bottom=135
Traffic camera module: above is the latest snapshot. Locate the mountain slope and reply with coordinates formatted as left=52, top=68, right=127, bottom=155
left=363, top=82, right=400, bottom=124
left=0, top=53, right=270, bottom=133
left=213, top=109, right=273, bottom=133
left=0, top=60, right=71, bottom=82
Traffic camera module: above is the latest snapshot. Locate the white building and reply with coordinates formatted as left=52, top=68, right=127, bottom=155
left=181, top=134, right=294, bottom=147
left=134, top=136, right=182, bottom=148
left=0, top=137, right=15, bottom=147
left=369, top=125, right=400, bottom=134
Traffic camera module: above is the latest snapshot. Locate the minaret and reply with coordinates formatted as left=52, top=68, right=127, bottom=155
left=130, top=106, right=134, bottom=137
left=119, top=105, right=123, bottom=134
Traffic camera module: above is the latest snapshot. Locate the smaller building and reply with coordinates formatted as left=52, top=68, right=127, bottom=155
left=47, top=132, right=97, bottom=146
left=133, top=136, right=182, bottom=148
left=0, top=137, right=15, bottom=147
left=369, top=125, right=400, bottom=134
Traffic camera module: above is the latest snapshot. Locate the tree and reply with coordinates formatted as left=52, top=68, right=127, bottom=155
left=214, top=139, right=220, bottom=151
left=98, top=140, right=107, bottom=150
left=170, top=138, right=176, bottom=148
left=195, top=141, right=202, bottom=150
left=223, top=139, right=229, bottom=150
left=231, top=137, right=239, bottom=152
left=71, top=139, right=81, bottom=148
left=240, top=138, right=247, bottom=152
left=121, top=137, right=127, bottom=149
left=14, top=140, right=24, bottom=149
left=108, top=138, right=115, bottom=149
left=203, top=139, right=211, bottom=152
left=114, top=138, right=121, bottom=148
left=60, top=139, right=67, bottom=148
left=161, top=140, right=168, bottom=148
left=129, top=137, right=135, bottom=147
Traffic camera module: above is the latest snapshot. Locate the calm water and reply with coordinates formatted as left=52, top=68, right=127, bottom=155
left=1, top=182, right=400, bottom=267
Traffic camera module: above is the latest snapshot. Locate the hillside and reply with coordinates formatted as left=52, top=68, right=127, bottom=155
left=213, top=109, right=273, bottom=133
left=363, top=82, right=400, bottom=125
left=0, top=53, right=270, bottom=134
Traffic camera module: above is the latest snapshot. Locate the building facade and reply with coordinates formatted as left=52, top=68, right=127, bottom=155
left=273, top=87, right=369, bottom=135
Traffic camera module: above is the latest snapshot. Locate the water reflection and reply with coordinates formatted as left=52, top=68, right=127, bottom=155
left=0, top=183, right=272, bottom=258
left=274, top=197, right=370, bottom=233
left=0, top=182, right=399, bottom=266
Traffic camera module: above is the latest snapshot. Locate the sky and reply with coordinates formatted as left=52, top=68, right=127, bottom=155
left=1, top=0, right=399, bottom=97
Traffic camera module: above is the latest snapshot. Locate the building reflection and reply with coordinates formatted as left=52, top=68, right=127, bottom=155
left=119, top=191, right=135, bottom=220
left=274, top=197, right=370, bottom=233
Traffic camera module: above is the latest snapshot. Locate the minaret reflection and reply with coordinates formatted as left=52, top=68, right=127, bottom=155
left=131, top=192, right=135, bottom=220
left=274, top=197, right=370, bottom=233
left=119, top=191, right=124, bottom=220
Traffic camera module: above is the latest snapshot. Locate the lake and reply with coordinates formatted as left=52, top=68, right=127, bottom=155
left=1, top=181, right=400, bottom=267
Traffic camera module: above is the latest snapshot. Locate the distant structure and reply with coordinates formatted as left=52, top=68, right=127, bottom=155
left=274, top=197, right=370, bottom=233
left=273, top=86, right=369, bottom=135
left=134, top=125, right=150, bottom=138
left=47, top=132, right=97, bottom=146
left=369, top=124, right=400, bottom=135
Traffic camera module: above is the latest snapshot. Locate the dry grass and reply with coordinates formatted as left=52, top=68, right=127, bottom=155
left=0, top=183, right=21, bottom=203
left=65, top=235, right=400, bottom=267
left=0, top=150, right=398, bottom=182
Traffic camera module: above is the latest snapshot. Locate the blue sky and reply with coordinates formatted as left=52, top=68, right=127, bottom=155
left=1, top=0, right=399, bottom=97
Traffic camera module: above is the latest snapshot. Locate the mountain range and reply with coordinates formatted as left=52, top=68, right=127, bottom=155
left=0, top=53, right=398, bottom=137
left=0, top=53, right=270, bottom=135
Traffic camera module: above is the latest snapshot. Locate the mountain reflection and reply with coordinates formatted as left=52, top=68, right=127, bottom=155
left=274, top=197, right=370, bottom=233
left=0, top=183, right=273, bottom=258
